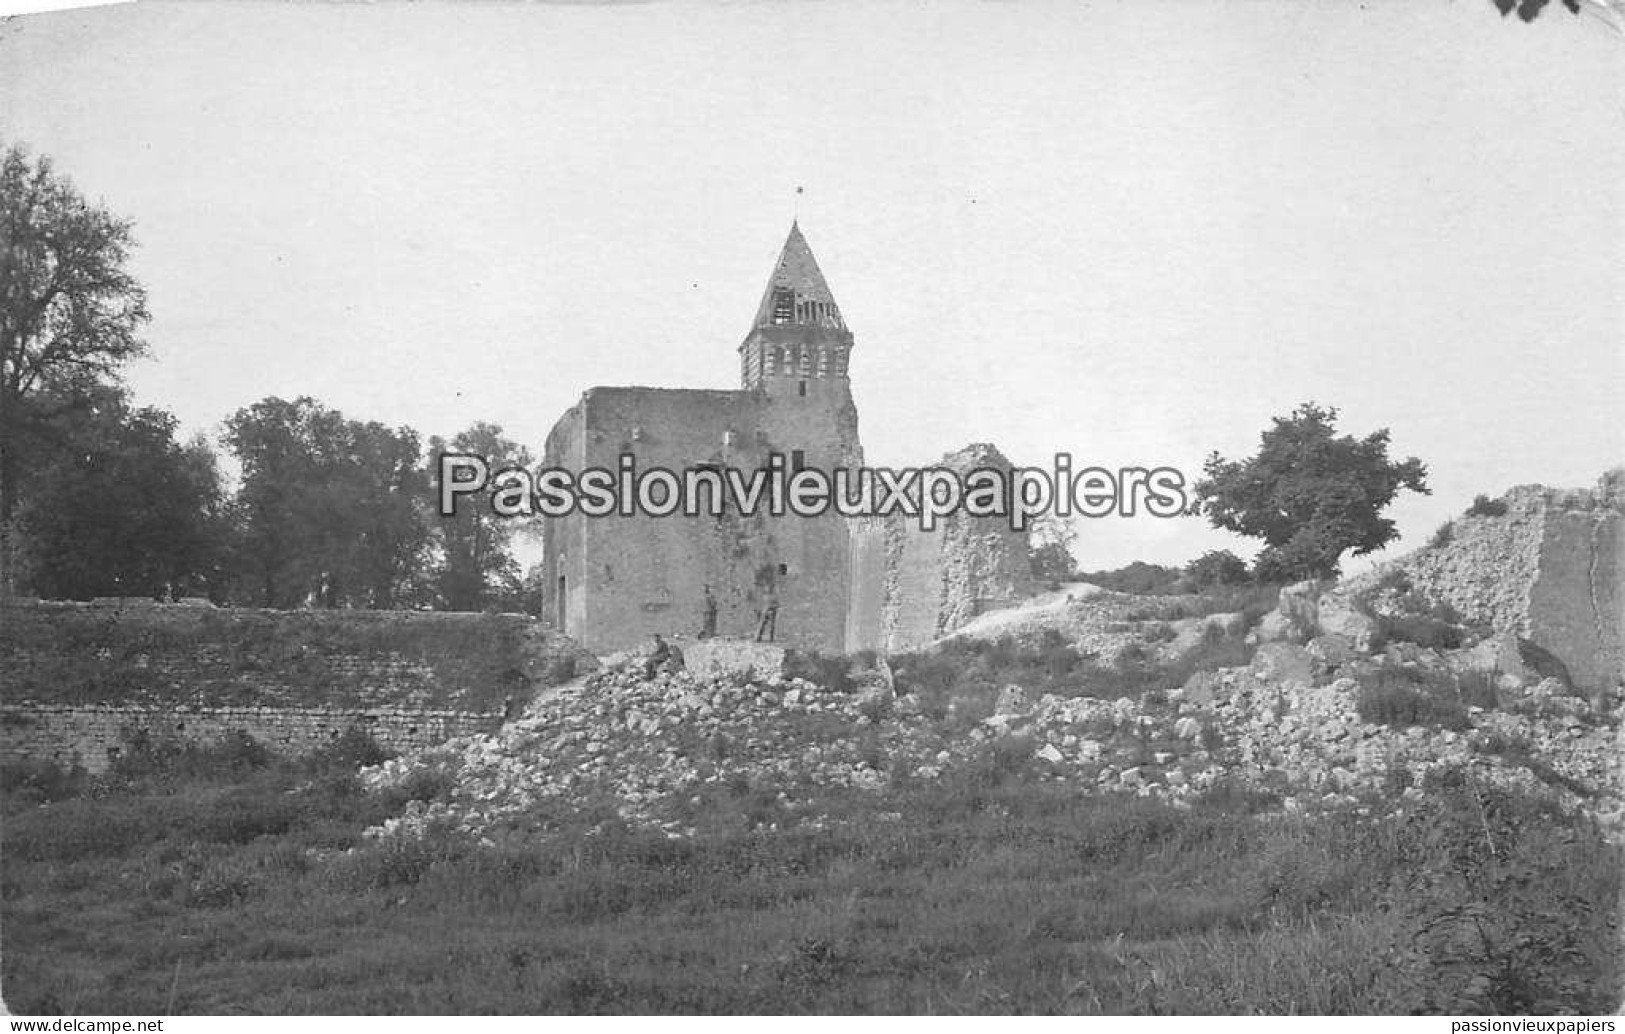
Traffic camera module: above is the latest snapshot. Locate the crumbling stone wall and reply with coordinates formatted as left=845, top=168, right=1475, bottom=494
left=0, top=705, right=498, bottom=775
left=845, top=444, right=1035, bottom=653
left=0, top=600, right=592, bottom=772
left=1401, top=470, right=1623, bottom=693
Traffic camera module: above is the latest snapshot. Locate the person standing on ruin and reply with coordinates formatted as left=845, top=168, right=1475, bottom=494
left=700, top=584, right=718, bottom=639
left=755, top=592, right=779, bottom=642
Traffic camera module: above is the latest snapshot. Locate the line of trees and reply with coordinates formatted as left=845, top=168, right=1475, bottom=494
left=1, top=143, right=539, bottom=611
left=9, top=386, right=543, bottom=611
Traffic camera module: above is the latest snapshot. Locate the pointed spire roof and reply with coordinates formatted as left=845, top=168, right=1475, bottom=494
left=750, top=222, right=848, bottom=332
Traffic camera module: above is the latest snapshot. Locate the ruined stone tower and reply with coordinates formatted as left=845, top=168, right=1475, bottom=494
left=740, top=222, right=854, bottom=397
left=542, top=224, right=862, bottom=654
left=540, top=223, right=1031, bottom=656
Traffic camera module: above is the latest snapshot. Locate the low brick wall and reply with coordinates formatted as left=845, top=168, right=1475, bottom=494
left=0, top=703, right=501, bottom=774
left=0, top=600, right=597, bottom=773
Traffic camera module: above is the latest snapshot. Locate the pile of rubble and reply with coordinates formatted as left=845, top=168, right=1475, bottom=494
left=359, top=654, right=959, bottom=842
left=358, top=603, right=1622, bottom=844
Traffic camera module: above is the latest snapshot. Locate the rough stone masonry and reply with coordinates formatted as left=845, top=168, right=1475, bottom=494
left=0, top=600, right=593, bottom=773
left=1400, top=469, right=1624, bottom=695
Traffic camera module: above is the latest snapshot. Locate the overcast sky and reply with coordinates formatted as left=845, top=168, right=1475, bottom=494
left=1, top=0, right=1620, bottom=573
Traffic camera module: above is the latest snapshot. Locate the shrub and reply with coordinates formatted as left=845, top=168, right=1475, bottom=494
left=1466, top=494, right=1509, bottom=518
left=954, top=733, right=1038, bottom=788
left=1143, top=621, right=1178, bottom=643
left=1355, top=669, right=1469, bottom=731
left=0, top=758, right=88, bottom=803
left=181, top=788, right=302, bottom=844
left=109, top=727, right=274, bottom=785
left=1429, top=522, right=1454, bottom=549
left=1455, top=669, right=1500, bottom=710
left=1075, top=561, right=1184, bottom=595
left=783, top=650, right=854, bottom=694
left=1143, top=583, right=1280, bottom=628
left=891, top=650, right=961, bottom=704
left=1184, top=550, right=1250, bottom=589
left=855, top=691, right=892, bottom=724
left=1516, top=640, right=1574, bottom=692
left=544, top=654, right=580, bottom=683
left=1367, top=567, right=1413, bottom=599
left=390, top=764, right=457, bottom=807
left=1389, top=779, right=1620, bottom=1013
left=1197, top=776, right=1278, bottom=814
left=1374, top=596, right=1462, bottom=651
left=303, top=726, right=394, bottom=773
left=1029, top=540, right=1077, bottom=582
left=328, top=828, right=467, bottom=890
left=1377, top=612, right=1462, bottom=651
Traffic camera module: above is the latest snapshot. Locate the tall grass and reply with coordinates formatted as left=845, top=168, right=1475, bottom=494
left=2, top=742, right=1616, bottom=1015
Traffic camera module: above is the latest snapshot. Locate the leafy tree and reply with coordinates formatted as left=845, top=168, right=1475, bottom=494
left=489, top=561, right=548, bottom=617
left=0, top=144, right=150, bottom=593
left=1027, top=515, right=1078, bottom=582
left=11, top=391, right=226, bottom=600
left=224, top=396, right=430, bottom=608
left=1491, top=0, right=1580, bottom=21
left=1184, top=549, right=1250, bottom=589
left=429, top=422, right=533, bottom=611
left=1195, top=403, right=1428, bottom=582
left=1487, top=0, right=1625, bottom=29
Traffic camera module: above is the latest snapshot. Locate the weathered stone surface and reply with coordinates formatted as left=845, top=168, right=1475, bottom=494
left=847, top=444, right=1035, bottom=654
left=1453, top=632, right=1533, bottom=687
left=682, top=639, right=788, bottom=682
left=1182, top=670, right=1222, bottom=706
left=1253, top=580, right=1320, bottom=645
left=1306, top=634, right=1356, bottom=669
left=1316, top=593, right=1380, bottom=651
left=1396, top=470, right=1623, bottom=694
left=1252, top=641, right=1315, bottom=685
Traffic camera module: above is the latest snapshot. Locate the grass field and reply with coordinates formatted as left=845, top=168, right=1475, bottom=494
left=2, top=733, right=1618, bottom=1015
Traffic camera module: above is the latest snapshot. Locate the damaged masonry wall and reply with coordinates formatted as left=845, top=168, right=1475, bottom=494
left=0, top=601, right=593, bottom=773
left=1401, top=469, right=1624, bottom=694
left=846, top=443, right=1035, bottom=653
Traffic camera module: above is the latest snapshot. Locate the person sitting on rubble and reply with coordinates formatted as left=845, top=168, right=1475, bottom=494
left=643, top=633, right=685, bottom=679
